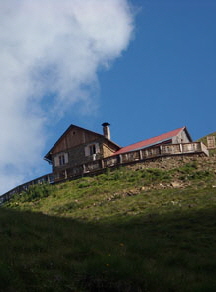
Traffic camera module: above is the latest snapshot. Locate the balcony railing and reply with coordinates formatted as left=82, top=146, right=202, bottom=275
left=53, top=142, right=209, bottom=182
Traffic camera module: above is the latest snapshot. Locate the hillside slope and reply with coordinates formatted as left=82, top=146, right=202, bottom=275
left=1, top=156, right=216, bottom=292
left=4, top=156, right=216, bottom=220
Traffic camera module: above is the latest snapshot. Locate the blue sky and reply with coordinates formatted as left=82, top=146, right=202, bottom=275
left=0, top=0, right=216, bottom=193
left=52, top=0, right=216, bottom=149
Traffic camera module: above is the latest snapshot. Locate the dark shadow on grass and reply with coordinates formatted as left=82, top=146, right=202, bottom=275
left=0, top=207, right=216, bottom=292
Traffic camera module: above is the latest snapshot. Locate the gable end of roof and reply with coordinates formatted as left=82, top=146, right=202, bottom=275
left=44, top=124, right=120, bottom=162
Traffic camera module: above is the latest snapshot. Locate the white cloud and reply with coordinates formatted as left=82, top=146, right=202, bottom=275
left=0, top=0, right=134, bottom=194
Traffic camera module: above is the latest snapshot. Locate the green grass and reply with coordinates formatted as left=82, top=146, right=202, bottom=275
left=1, top=158, right=216, bottom=291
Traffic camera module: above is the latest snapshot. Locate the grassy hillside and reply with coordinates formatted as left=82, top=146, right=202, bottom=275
left=1, top=157, right=216, bottom=291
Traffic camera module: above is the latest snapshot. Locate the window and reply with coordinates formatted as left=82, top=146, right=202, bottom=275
left=84, top=143, right=100, bottom=157
left=89, top=144, right=96, bottom=155
left=59, top=155, right=65, bottom=166
left=54, top=153, right=68, bottom=167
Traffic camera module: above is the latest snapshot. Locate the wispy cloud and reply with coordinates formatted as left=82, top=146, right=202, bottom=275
left=0, top=0, right=134, bottom=193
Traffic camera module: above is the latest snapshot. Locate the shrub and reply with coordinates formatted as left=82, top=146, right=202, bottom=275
left=20, top=184, right=52, bottom=202
left=51, top=201, right=79, bottom=214
left=141, top=169, right=171, bottom=184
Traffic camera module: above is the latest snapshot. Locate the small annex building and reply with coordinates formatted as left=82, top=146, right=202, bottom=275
left=113, top=126, right=192, bottom=156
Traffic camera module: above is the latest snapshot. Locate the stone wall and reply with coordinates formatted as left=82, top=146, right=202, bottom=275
left=126, top=155, right=216, bottom=172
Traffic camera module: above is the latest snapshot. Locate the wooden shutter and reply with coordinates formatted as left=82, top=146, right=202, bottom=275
left=64, top=153, right=69, bottom=163
left=207, top=136, right=215, bottom=149
left=54, top=156, right=59, bottom=166
left=85, top=146, right=90, bottom=156
left=95, top=143, right=100, bottom=154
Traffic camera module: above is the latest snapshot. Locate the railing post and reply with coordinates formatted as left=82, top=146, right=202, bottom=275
left=119, top=154, right=123, bottom=164
left=64, top=169, right=68, bottom=179
left=179, top=143, right=183, bottom=153
left=139, top=150, right=143, bottom=160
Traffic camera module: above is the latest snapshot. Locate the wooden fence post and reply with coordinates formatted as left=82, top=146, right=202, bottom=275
left=139, top=150, right=143, bottom=160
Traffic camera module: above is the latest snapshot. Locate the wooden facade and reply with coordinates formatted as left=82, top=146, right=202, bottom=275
left=44, top=124, right=120, bottom=180
left=207, top=136, right=216, bottom=149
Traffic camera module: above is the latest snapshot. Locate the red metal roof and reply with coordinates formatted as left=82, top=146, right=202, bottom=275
left=113, top=127, right=186, bottom=156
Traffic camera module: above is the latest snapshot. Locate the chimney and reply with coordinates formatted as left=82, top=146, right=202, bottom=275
left=102, top=122, right=111, bottom=140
